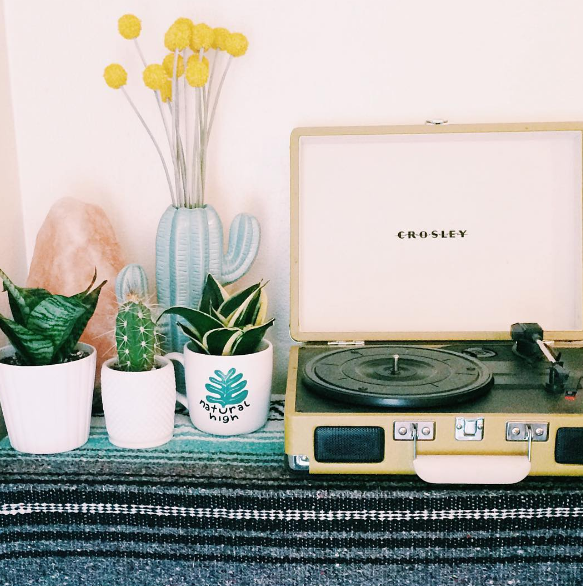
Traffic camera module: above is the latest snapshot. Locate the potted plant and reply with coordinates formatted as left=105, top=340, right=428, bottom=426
left=162, top=274, right=274, bottom=436
left=0, top=269, right=104, bottom=454
left=104, top=15, right=260, bottom=354
left=101, top=277, right=177, bottom=449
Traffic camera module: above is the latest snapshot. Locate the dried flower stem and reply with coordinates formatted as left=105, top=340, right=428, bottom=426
left=134, top=39, right=173, bottom=148
left=198, top=86, right=206, bottom=206
left=208, top=55, right=232, bottom=139
left=134, top=38, right=176, bottom=195
left=183, top=49, right=191, bottom=207
left=171, top=50, right=182, bottom=206
left=191, top=88, right=201, bottom=206
left=121, top=87, right=176, bottom=206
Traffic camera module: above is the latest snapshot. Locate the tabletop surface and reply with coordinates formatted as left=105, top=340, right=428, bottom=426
left=1, top=398, right=583, bottom=586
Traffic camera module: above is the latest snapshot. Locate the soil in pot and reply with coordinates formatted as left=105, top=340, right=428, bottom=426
left=0, top=350, right=90, bottom=366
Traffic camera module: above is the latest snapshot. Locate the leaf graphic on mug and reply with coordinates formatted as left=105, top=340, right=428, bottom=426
left=205, top=368, right=249, bottom=407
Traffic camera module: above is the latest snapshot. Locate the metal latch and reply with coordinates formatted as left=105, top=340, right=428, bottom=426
left=394, top=421, right=435, bottom=441
left=287, top=454, right=310, bottom=471
left=396, top=422, right=435, bottom=460
left=506, top=422, right=548, bottom=442
left=455, top=417, right=484, bottom=441
left=506, top=422, right=549, bottom=462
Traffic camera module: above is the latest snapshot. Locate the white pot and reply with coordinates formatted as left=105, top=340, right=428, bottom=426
left=167, top=340, right=274, bottom=436
left=0, top=343, right=96, bottom=454
left=101, top=355, right=177, bottom=449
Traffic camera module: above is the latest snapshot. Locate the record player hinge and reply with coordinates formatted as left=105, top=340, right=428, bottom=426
left=327, top=341, right=365, bottom=346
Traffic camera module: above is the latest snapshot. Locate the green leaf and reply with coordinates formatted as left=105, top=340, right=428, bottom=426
left=210, top=306, right=228, bottom=326
left=70, top=269, right=98, bottom=301
left=0, top=315, right=55, bottom=366
left=199, top=274, right=229, bottom=314
left=203, top=328, right=243, bottom=356
left=26, top=296, right=87, bottom=346
left=231, top=319, right=275, bottom=356
left=177, top=322, right=210, bottom=354
left=159, top=307, right=223, bottom=340
left=78, top=279, right=106, bottom=310
left=0, top=272, right=105, bottom=365
left=254, top=289, right=268, bottom=325
left=230, top=287, right=263, bottom=328
left=56, top=280, right=106, bottom=361
left=218, top=283, right=261, bottom=321
left=205, top=367, right=248, bottom=407
left=0, top=268, right=51, bottom=326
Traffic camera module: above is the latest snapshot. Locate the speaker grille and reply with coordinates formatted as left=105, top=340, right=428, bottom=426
left=555, top=428, right=583, bottom=464
left=314, top=426, right=385, bottom=463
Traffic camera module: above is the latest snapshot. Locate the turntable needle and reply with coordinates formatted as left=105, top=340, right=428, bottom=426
left=392, top=354, right=400, bottom=375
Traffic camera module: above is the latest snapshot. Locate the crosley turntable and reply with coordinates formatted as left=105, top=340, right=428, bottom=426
left=284, top=122, right=583, bottom=484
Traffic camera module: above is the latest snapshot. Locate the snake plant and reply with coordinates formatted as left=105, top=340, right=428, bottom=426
left=159, top=274, right=274, bottom=356
left=0, top=269, right=105, bottom=366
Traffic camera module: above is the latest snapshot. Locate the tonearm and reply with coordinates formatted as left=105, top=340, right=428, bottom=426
left=511, top=323, right=579, bottom=400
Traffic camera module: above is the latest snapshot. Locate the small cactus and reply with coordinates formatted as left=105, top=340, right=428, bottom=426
left=115, top=295, right=157, bottom=372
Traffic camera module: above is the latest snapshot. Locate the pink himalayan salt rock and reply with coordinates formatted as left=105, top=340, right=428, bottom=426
left=27, top=198, right=125, bottom=378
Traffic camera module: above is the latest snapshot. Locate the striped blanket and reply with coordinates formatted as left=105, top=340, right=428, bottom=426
left=0, top=398, right=582, bottom=585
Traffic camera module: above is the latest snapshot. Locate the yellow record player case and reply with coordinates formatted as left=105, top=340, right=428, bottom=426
left=285, top=122, right=583, bottom=484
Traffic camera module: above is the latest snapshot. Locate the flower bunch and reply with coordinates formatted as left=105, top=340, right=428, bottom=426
left=104, top=15, right=249, bottom=208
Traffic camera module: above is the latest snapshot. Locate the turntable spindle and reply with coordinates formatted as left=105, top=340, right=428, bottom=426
left=392, top=354, right=400, bottom=375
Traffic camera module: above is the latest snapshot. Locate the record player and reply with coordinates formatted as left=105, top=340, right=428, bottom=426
left=284, top=122, right=583, bottom=484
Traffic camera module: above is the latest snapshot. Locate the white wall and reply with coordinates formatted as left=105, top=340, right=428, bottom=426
left=4, top=0, right=583, bottom=390
left=0, top=0, right=25, bottom=344
left=0, top=0, right=25, bottom=436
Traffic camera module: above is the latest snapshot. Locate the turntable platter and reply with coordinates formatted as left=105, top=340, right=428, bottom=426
left=303, top=346, right=494, bottom=408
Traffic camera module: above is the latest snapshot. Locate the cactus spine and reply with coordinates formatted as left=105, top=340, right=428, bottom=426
left=116, top=298, right=157, bottom=372
left=155, top=204, right=260, bottom=353
left=114, top=264, right=157, bottom=372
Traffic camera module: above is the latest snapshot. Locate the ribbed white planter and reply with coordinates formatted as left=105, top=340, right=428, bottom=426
left=0, top=343, right=96, bottom=454
left=101, top=356, right=177, bottom=449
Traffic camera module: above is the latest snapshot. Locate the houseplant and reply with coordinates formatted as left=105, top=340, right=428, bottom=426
left=104, top=15, right=260, bottom=353
left=0, top=269, right=104, bottom=454
left=101, top=266, right=177, bottom=448
left=163, top=274, right=274, bottom=435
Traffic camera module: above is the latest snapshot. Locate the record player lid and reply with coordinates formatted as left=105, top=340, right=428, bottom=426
left=290, top=123, right=583, bottom=342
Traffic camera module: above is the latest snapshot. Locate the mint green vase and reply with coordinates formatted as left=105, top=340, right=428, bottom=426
left=155, top=205, right=260, bottom=353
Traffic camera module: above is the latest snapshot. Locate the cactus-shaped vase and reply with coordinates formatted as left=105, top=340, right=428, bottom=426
left=156, top=205, right=260, bottom=353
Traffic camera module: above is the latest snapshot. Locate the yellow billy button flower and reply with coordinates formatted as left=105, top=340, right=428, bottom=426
left=190, top=23, right=214, bottom=52
left=160, top=79, right=172, bottom=103
left=118, top=14, right=142, bottom=40
left=185, top=55, right=209, bottom=87
left=103, top=64, right=127, bottom=89
left=225, top=32, right=249, bottom=57
left=174, top=17, right=194, bottom=33
left=164, top=21, right=191, bottom=51
left=143, top=64, right=167, bottom=91
left=163, top=53, right=184, bottom=78
left=212, top=27, right=230, bottom=51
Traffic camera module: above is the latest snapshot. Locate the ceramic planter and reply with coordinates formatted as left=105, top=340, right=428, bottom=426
left=155, top=204, right=261, bottom=353
left=0, top=343, right=96, bottom=454
left=167, top=340, right=273, bottom=436
left=101, top=356, right=177, bottom=448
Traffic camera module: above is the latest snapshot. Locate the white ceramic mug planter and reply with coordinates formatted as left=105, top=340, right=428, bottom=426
left=167, top=340, right=273, bottom=436
left=0, top=343, right=96, bottom=454
left=101, top=356, right=177, bottom=449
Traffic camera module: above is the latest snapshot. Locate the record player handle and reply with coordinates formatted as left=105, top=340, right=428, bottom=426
left=413, top=455, right=531, bottom=485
